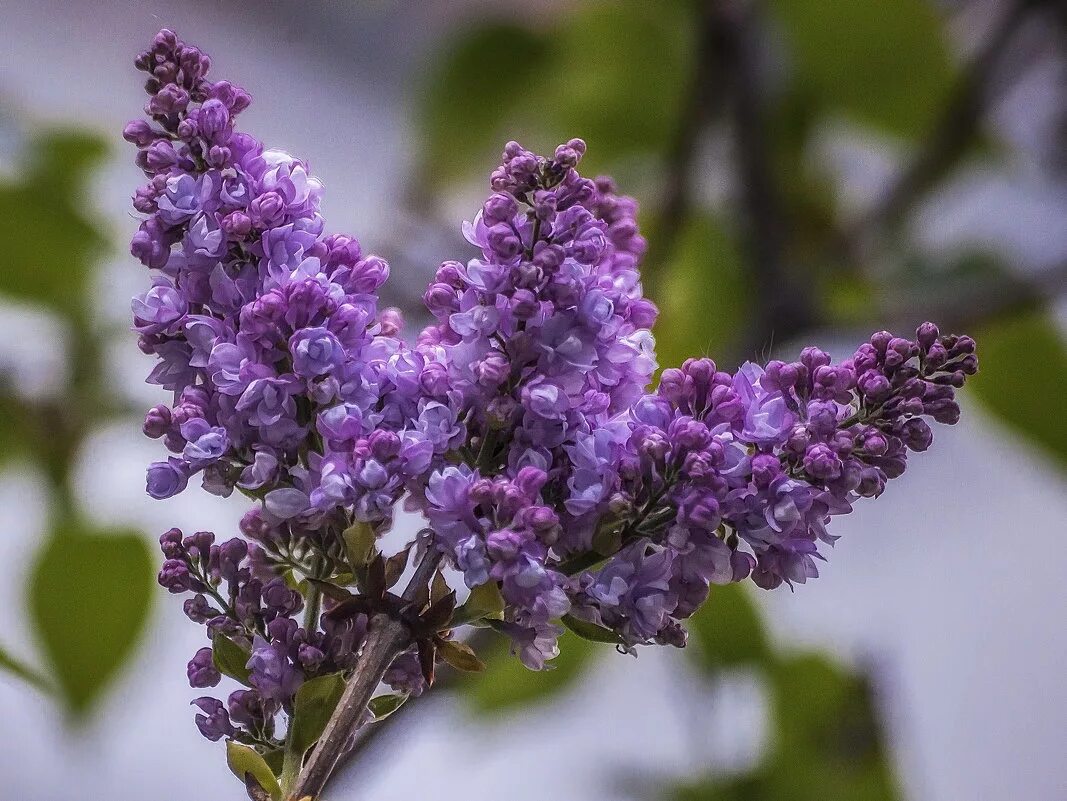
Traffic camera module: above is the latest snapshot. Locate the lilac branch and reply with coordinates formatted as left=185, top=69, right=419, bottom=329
left=286, top=549, right=442, bottom=801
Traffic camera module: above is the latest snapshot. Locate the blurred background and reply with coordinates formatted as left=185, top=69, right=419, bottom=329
left=0, top=1, right=1065, bottom=799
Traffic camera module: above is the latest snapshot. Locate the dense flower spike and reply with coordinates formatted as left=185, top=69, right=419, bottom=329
left=130, top=30, right=977, bottom=789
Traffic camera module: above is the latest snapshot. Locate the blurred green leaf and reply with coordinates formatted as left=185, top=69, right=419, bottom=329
left=763, top=653, right=899, bottom=801
left=654, top=215, right=750, bottom=370
left=28, top=523, right=153, bottom=716
left=213, top=632, right=253, bottom=686
left=546, top=0, right=692, bottom=173
left=0, top=130, right=109, bottom=320
left=0, top=394, right=35, bottom=466
left=771, top=0, right=953, bottom=140
left=226, top=741, right=281, bottom=801
left=420, top=22, right=552, bottom=183
left=972, top=310, right=1067, bottom=467
left=463, top=630, right=595, bottom=714
left=289, top=671, right=346, bottom=756
left=687, top=583, right=770, bottom=674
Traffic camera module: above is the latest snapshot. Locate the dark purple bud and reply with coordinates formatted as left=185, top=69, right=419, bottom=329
left=187, top=647, right=222, bottom=688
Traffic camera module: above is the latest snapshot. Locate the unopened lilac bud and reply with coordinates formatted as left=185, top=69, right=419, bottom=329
left=916, top=322, right=939, bottom=350
left=159, top=527, right=185, bottom=559
left=187, top=647, right=221, bottom=688
left=483, top=192, right=518, bottom=222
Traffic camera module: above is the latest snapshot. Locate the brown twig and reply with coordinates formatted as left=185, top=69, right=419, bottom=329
left=714, top=0, right=815, bottom=358
left=286, top=548, right=442, bottom=801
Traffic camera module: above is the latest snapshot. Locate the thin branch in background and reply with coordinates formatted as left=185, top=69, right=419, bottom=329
left=841, top=0, right=1039, bottom=261
left=714, top=0, right=815, bottom=358
left=882, top=259, right=1067, bottom=333
left=641, top=0, right=730, bottom=298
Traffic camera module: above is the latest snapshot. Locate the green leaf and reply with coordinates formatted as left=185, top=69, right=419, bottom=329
left=341, top=522, right=377, bottom=571
left=368, top=692, right=408, bottom=720
left=464, top=630, right=596, bottom=715
left=452, top=580, right=505, bottom=625
left=762, top=653, right=900, bottom=800
left=653, top=215, right=750, bottom=370
left=436, top=638, right=486, bottom=672
left=288, top=672, right=346, bottom=756
left=686, top=582, right=770, bottom=674
left=545, top=0, right=692, bottom=172
left=28, top=523, right=153, bottom=716
left=0, top=130, right=109, bottom=320
left=212, top=633, right=252, bottom=686
left=560, top=613, right=625, bottom=645
left=226, top=741, right=281, bottom=801
left=0, top=641, right=52, bottom=694
left=770, top=0, right=953, bottom=140
left=420, top=22, right=553, bottom=184
left=971, top=310, right=1067, bottom=468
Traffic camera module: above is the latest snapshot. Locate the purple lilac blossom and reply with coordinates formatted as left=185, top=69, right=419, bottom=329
left=134, top=30, right=978, bottom=764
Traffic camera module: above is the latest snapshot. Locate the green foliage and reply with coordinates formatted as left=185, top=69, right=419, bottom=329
left=418, top=1, right=692, bottom=184
left=654, top=215, right=750, bottom=370
left=761, top=653, right=899, bottom=800
left=972, top=309, right=1067, bottom=467
left=27, top=522, right=153, bottom=717
left=463, top=630, right=595, bottom=714
left=0, top=394, right=35, bottom=467
left=289, top=672, right=346, bottom=756
left=420, top=22, right=552, bottom=184
left=545, top=1, right=691, bottom=174
left=686, top=583, right=770, bottom=673
left=561, top=613, right=626, bottom=645
left=213, top=633, right=253, bottom=686
left=0, top=130, right=108, bottom=321
left=226, top=741, right=282, bottom=801
left=770, top=0, right=954, bottom=140
left=368, top=692, right=408, bottom=720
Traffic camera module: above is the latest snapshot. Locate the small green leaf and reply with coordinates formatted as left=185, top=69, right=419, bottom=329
left=763, top=653, right=900, bottom=800
left=436, top=639, right=486, bottom=672
left=212, top=633, right=252, bottom=686
left=464, top=630, right=595, bottom=715
left=226, top=741, right=281, bottom=801
left=368, top=692, right=408, bottom=720
left=686, top=583, right=770, bottom=674
left=289, top=672, right=346, bottom=756
left=453, top=580, right=505, bottom=626
left=771, top=0, right=954, bottom=140
left=0, top=130, right=109, bottom=321
left=342, top=522, right=377, bottom=571
left=28, top=523, right=153, bottom=716
left=560, top=614, right=625, bottom=645
left=972, top=309, right=1067, bottom=468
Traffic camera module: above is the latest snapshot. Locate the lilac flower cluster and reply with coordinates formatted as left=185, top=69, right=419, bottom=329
left=410, top=146, right=978, bottom=664
left=129, top=30, right=978, bottom=772
left=128, top=29, right=432, bottom=750
left=127, top=29, right=429, bottom=531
